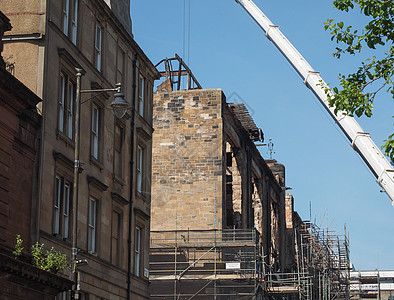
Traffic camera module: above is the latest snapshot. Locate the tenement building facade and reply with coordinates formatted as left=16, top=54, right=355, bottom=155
left=2, top=0, right=158, bottom=299
left=0, top=11, right=73, bottom=299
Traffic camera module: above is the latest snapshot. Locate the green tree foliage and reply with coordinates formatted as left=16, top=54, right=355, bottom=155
left=324, top=0, right=394, bottom=162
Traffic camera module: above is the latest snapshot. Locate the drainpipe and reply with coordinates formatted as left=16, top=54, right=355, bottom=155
left=127, top=53, right=138, bottom=300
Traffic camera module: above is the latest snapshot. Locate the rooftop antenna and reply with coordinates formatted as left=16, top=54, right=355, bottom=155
left=256, top=138, right=275, bottom=159
left=268, top=139, right=275, bottom=159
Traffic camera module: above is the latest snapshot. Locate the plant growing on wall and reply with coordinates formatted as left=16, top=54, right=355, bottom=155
left=12, top=234, right=23, bottom=257
left=13, top=235, right=70, bottom=273
left=43, top=246, right=69, bottom=273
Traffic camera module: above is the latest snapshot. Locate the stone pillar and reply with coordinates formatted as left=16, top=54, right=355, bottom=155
left=231, top=148, right=243, bottom=229
left=252, top=179, right=263, bottom=234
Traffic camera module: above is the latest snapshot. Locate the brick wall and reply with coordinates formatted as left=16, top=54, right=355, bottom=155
left=0, top=68, right=41, bottom=248
left=151, top=89, right=225, bottom=231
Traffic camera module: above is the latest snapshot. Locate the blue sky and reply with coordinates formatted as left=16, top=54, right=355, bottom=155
left=130, top=0, right=394, bottom=270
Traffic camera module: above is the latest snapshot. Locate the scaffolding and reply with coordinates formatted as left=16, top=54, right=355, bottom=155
left=349, top=270, right=381, bottom=299
left=155, top=53, right=202, bottom=92
left=149, top=229, right=264, bottom=299
left=265, top=222, right=351, bottom=300
left=149, top=224, right=350, bottom=299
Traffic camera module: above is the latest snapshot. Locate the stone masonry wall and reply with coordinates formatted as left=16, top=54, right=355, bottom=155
left=151, top=89, right=225, bottom=231
left=230, top=151, right=242, bottom=228
left=285, top=193, right=293, bottom=229
left=253, top=180, right=263, bottom=234
left=284, top=193, right=296, bottom=271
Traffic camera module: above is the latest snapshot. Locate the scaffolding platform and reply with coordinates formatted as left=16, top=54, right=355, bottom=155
left=149, top=229, right=263, bottom=299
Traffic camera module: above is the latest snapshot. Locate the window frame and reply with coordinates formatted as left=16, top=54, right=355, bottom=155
left=114, top=122, right=125, bottom=180
left=94, top=23, right=103, bottom=72
left=58, top=71, right=76, bottom=140
left=136, top=145, right=144, bottom=193
left=62, top=0, right=78, bottom=45
left=67, top=82, right=74, bottom=138
left=63, top=182, right=70, bottom=238
left=111, top=209, right=122, bottom=266
left=117, top=47, right=126, bottom=89
left=88, top=197, right=98, bottom=253
left=134, top=226, right=142, bottom=276
left=62, top=0, right=70, bottom=36
left=55, top=291, right=68, bottom=300
left=90, top=103, right=101, bottom=161
left=70, top=0, right=78, bottom=44
left=54, top=177, right=61, bottom=235
left=53, top=175, right=72, bottom=241
left=138, top=74, right=145, bottom=116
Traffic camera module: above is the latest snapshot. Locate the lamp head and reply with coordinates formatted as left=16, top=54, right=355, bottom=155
left=109, top=92, right=130, bottom=118
left=76, top=259, right=89, bottom=267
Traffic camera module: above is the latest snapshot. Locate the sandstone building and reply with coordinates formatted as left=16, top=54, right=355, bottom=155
left=149, top=57, right=290, bottom=298
left=148, top=57, right=352, bottom=299
left=0, top=11, right=73, bottom=299
left=2, top=0, right=158, bottom=299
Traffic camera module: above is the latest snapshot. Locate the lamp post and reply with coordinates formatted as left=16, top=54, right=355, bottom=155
left=72, top=68, right=130, bottom=299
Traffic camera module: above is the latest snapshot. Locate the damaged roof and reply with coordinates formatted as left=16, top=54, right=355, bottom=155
left=228, top=103, right=264, bottom=142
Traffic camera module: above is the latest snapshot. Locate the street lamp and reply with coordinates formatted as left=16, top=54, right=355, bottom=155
left=71, top=68, right=130, bottom=299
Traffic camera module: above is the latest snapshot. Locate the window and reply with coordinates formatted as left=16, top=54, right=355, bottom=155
left=54, top=176, right=71, bottom=240
left=111, top=210, right=121, bottom=266
left=91, top=104, right=100, bottom=160
left=55, top=291, right=68, bottom=300
left=79, top=293, right=88, bottom=300
left=138, top=75, right=145, bottom=116
left=62, top=0, right=69, bottom=36
left=134, top=226, right=141, bottom=276
left=114, top=124, right=124, bottom=178
left=71, top=0, right=78, bottom=44
left=62, top=0, right=78, bottom=45
left=117, top=49, right=125, bottom=88
left=94, top=24, right=102, bottom=71
left=88, top=197, right=97, bottom=253
left=136, top=146, right=143, bottom=193
left=58, top=73, right=75, bottom=139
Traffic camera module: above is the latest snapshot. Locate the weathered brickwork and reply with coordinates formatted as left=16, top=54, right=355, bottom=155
left=152, top=89, right=225, bottom=231
left=151, top=87, right=293, bottom=273
left=285, top=193, right=293, bottom=229
left=284, top=193, right=296, bottom=270
left=253, top=180, right=263, bottom=233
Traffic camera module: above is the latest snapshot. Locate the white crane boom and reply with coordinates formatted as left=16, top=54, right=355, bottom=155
left=236, top=0, right=394, bottom=205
